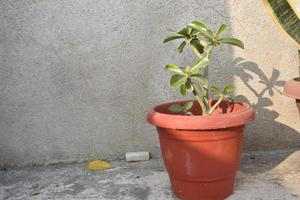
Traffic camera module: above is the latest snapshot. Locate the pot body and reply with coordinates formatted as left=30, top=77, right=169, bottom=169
left=148, top=100, right=255, bottom=200
left=297, top=99, right=300, bottom=115
left=284, top=77, right=300, bottom=115
left=157, top=126, right=244, bottom=200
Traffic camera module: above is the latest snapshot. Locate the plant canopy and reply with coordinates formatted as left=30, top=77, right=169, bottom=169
left=164, top=20, right=244, bottom=116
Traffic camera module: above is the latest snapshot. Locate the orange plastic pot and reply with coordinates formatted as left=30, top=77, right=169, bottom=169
left=284, top=77, right=300, bottom=115
left=147, top=100, right=255, bottom=200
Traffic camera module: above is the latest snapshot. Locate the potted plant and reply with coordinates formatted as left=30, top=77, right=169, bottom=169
left=263, top=0, right=300, bottom=115
left=147, top=20, right=255, bottom=200
left=284, top=62, right=300, bottom=115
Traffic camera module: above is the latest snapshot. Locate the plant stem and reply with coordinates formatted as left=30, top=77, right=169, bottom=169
left=192, top=89, right=208, bottom=115
left=192, top=45, right=203, bottom=59
left=204, top=49, right=213, bottom=101
left=193, top=83, right=209, bottom=111
left=208, top=95, right=223, bottom=115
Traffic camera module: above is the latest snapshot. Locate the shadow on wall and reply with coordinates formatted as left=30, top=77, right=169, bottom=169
left=233, top=57, right=300, bottom=160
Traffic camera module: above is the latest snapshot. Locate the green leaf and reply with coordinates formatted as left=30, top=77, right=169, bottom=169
left=223, top=85, right=235, bottom=95
left=178, top=27, right=191, bottom=37
left=170, top=74, right=187, bottom=87
left=168, top=104, right=182, bottom=112
left=198, top=38, right=208, bottom=47
left=218, top=37, right=244, bottom=49
left=190, top=39, right=204, bottom=54
left=188, top=21, right=208, bottom=30
left=263, top=0, right=300, bottom=46
left=186, top=37, right=193, bottom=44
left=177, top=41, right=186, bottom=53
left=180, top=84, right=187, bottom=96
left=188, top=21, right=213, bottom=40
left=197, top=29, right=214, bottom=40
left=183, top=101, right=193, bottom=112
left=191, top=58, right=210, bottom=74
left=191, top=75, right=209, bottom=86
left=190, top=28, right=200, bottom=36
left=165, top=64, right=184, bottom=75
left=216, top=24, right=227, bottom=38
left=163, top=34, right=186, bottom=43
left=211, top=85, right=223, bottom=96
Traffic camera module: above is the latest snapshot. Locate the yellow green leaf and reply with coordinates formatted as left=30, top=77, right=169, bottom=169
left=85, top=160, right=112, bottom=171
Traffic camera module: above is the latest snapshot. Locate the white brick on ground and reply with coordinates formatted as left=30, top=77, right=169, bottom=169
left=125, top=152, right=150, bottom=162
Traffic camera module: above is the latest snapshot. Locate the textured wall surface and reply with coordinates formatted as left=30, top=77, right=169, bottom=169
left=0, top=0, right=299, bottom=166
left=228, top=1, right=300, bottom=151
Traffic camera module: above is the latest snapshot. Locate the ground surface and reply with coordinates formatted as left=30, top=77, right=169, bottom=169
left=1, top=150, right=300, bottom=200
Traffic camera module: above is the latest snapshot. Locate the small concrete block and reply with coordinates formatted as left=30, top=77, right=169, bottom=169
left=125, top=152, right=150, bottom=162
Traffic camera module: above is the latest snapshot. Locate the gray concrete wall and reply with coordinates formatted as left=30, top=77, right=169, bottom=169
left=0, top=0, right=299, bottom=166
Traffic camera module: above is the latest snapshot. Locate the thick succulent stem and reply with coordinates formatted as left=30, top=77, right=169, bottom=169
left=208, top=95, right=223, bottom=115
left=204, top=49, right=213, bottom=103
left=192, top=89, right=208, bottom=115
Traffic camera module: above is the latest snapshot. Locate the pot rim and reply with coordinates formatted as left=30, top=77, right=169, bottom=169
left=283, top=77, right=300, bottom=99
left=293, top=77, right=300, bottom=82
left=147, top=100, right=255, bottom=130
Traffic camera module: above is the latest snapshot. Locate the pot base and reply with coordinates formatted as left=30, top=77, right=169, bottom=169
left=170, top=176, right=234, bottom=200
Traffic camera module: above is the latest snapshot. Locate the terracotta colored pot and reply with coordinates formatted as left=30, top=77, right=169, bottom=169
left=283, top=77, right=300, bottom=115
left=147, top=100, right=255, bottom=200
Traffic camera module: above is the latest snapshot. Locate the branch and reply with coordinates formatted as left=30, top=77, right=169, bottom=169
left=191, top=45, right=203, bottom=59
left=192, top=89, right=208, bottom=115
left=208, top=95, right=223, bottom=115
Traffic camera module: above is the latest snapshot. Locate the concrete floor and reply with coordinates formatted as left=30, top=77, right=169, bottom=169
left=1, top=150, right=300, bottom=200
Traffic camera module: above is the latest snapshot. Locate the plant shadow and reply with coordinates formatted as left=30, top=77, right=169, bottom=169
left=232, top=57, right=300, bottom=172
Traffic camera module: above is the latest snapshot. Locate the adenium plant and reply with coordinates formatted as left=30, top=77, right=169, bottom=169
left=164, top=20, right=244, bottom=116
